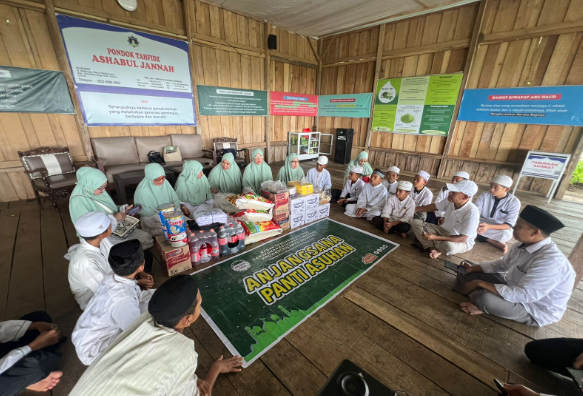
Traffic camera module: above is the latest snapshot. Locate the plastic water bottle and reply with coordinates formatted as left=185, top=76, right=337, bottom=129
left=228, top=224, right=238, bottom=249
left=199, top=230, right=211, bottom=264
left=218, top=226, right=230, bottom=257
left=189, top=230, right=201, bottom=265
left=235, top=221, right=246, bottom=252
left=209, top=228, right=220, bottom=259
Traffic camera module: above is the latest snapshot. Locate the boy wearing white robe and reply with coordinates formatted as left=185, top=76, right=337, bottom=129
left=354, top=169, right=388, bottom=220
left=412, top=170, right=433, bottom=221
left=306, top=156, right=332, bottom=190
left=371, top=181, right=415, bottom=238
left=338, top=166, right=365, bottom=208
left=381, top=166, right=400, bottom=195
left=66, top=212, right=114, bottom=310
left=476, top=175, right=521, bottom=253
left=72, top=240, right=154, bottom=366
left=434, top=171, right=469, bottom=224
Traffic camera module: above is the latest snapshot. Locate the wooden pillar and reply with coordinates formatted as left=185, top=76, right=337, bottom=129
left=315, top=39, right=322, bottom=132
left=555, top=127, right=583, bottom=200
left=183, top=0, right=202, bottom=136
left=264, top=23, right=272, bottom=162
left=43, top=0, right=93, bottom=160
left=570, top=232, right=583, bottom=289
left=437, top=0, right=488, bottom=178
left=364, top=24, right=386, bottom=152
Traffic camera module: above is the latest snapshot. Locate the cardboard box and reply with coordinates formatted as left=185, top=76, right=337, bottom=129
left=317, top=203, right=330, bottom=219
left=290, top=212, right=305, bottom=229
left=261, top=190, right=289, bottom=208
left=304, top=208, right=318, bottom=224
left=273, top=211, right=290, bottom=230
left=305, top=194, right=319, bottom=211
left=156, top=236, right=192, bottom=276
left=289, top=195, right=306, bottom=216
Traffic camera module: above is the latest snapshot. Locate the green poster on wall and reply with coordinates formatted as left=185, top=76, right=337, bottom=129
left=371, top=73, right=462, bottom=136
left=197, top=85, right=268, bottom=116
left=191, top=219, right=398, bottom=367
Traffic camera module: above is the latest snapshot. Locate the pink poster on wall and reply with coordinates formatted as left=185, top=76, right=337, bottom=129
left=270, top=91, right=318, bottom=116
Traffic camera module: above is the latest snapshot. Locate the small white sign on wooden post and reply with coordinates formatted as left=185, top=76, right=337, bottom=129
left=513, top=150, right=571, bottom=203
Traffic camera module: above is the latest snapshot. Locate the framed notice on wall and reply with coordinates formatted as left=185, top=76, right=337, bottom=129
left=270, top=91, right=318, bottom=116
left=198, top=85, right=268, bottom=116
left=57, top=15, right=196, bottom=126
left=371, top=73, right=463, bottom=136
left=513, top=150, right=571, bottom=203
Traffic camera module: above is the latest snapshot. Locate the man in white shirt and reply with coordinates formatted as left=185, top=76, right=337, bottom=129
left=337, top=166, right=365, bottom=208
left=412, top=170, right=433, bottom=221
left=69, top=275, right=244, bottom=396
left=454, top=205, right=574, bottom=327
left=0, top=311, right=64, bottom=396
left=411, top=180, right=480, bottom=259
left=306, top=156, right=332, bottom=190
left=72, top=240, right=155, bottom=365
left=382, top=166, right=400, bottom=195
left=433, top=171, right=469, bottom=224
left=371, top=181, right=415, bottom=238
left=66, top=212, right=114, bottom=310
left=353, top=169, right=388, bottom=220
left=475, top=175, right=521, bottom=253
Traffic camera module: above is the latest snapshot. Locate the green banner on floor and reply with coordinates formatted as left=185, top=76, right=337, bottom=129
left=191, top=219, right=398, bottom=367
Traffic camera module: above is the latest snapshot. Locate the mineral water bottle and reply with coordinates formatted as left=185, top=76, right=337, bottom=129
left=218, top=226, right=230, bottom=257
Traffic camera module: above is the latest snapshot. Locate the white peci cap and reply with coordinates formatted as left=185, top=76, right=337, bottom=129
left=74, top=211, right=112, bottom=238
left=317, top=156, right=328, bottom=165
left=397, top=181, right=413, bottom=192
left=388, top=166, right=400, bottom=174
left=454, top=171, right=470, bottom=180
left=492, top=175, right=513, bottom=188
left=416, top=170, right=430, bottom=182
left=446, top=180, right=478, bottom=197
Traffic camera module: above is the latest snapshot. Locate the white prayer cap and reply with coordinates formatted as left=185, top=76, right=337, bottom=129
left=317, top=156, right=328, bottom=165
left=74, top=211, right=111, bottom=237
left=454, top=171, right=470, bottom=180
left=397, top=181, right=413, bottom=192
left=388, top=166, right=400, bottom=174
left=351, top=166, right=363, bottom=174
left=416, top=170, right=430, bottom=182
left=492, top=175, right=513, bottom=188
left=446, top=180, right=478, bottom=197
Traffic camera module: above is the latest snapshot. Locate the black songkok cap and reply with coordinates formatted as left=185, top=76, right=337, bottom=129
left=372, top=168, right=386, bottom=179
left=108, top=239, right=144, bottom=276
left=519, top=205, right=565, bottom=234
left=148, top=275, right=199, bottom=325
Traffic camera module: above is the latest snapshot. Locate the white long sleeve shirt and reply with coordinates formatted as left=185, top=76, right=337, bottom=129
left=72, top=274, right=155, bottom=365
left=66, top=239, right=113, bottom=310
left=435, top=199, right=480, bottom=250
left=340, top=178, right=365, bottom=202
left=306, top=168, right=332, bottom=190
left=382, top=180, right=398, bottom=195
left=434, top=186, right=449, bottom=218
left=0, top=320, right=32, bottom=374
left=381, top=195, right=415, bottom=223
left=475, top=192, right=521, bottom=227
left=480, top=238, right=575, bottom=326
left=411, top=186, right=433, bottom=207
left=69, top=313, right=199, bottom=396
left=356, top=183, right=388, bottom=220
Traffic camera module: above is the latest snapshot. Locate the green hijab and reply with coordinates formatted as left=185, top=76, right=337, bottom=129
left=208, top=153, right=242, bottom=194
left=277, top=154, right=304, bottom=184
left=242, top=149, right=273, bottom=193
left=134, top=163, right=181, bottom=217
left=345, top=151, right=373, bottom=176
left=69, top=167, right=118, bottom=224
left=174, top=161, right=212, bottom=205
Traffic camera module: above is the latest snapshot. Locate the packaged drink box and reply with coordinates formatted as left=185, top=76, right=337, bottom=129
left=156, top=236, right=192, bottom=276
left=289, top=195, right=306, bottom=216
left=274, top=211, right=290, bottom=230
left=305, top=194, right=319, bottom=211
left=304, top=208, right=318, bottom=224
left=273, top=204, right=290, bottom=216
left=317, top=203, right=330, bottom=219
left=289, top=213, right=305, bottom=229
left=261, top=190, right=289, bottom=208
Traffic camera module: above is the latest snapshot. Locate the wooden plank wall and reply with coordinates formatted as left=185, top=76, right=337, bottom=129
left=0, top=0, right=317, bottom=201
left=319, top=0, right=583, bottom=194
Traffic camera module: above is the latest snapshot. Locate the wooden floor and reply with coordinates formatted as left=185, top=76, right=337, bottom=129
left=3, top=160, right=583, bottom=396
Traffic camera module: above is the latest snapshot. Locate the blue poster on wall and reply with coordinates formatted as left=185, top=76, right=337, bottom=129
left=458, top=86, right=583, bottom=126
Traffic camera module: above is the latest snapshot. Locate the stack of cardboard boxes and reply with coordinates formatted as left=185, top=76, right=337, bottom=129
left=261, top=189, right=290, bottom=230
left=155, top=235, right=192, bottom=276
left=289, top=192, right=328, bottom=229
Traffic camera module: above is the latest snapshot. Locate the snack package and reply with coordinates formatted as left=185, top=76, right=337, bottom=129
left=261, top=180, right=288, bottom=193
left=234, top=193, right=274, bottom=211
left=241, top=220, right=283, bottom=244
left=233, top=208, right=273, bottom=223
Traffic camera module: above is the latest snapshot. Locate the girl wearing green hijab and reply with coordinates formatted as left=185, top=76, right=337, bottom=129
left=242, top=149, right=273, bottom=194
left=277, top=154, right=304, bottom=184
left=69, top=167, right=130, bottom=226
left=344, top=151, right=373, bottom=183
left=174, top=160, right=213, bottom=212
left=208, top=153, right=242, bottom=194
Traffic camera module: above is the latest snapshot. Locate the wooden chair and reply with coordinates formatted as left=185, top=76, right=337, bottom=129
left=18, top=147, right=90, bottom=212
left=212, top=138, right=250, bottom=169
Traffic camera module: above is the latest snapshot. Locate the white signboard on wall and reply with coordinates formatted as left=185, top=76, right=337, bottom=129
left=57, top=15, right=195, bottom=126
